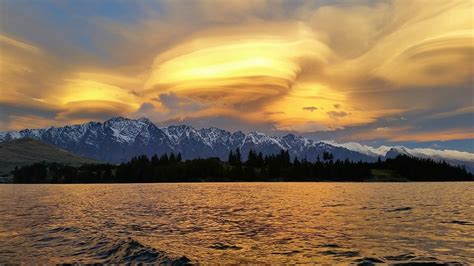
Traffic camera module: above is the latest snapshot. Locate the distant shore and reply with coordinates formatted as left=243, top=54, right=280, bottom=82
left=9, top=150, right=473, bottom=184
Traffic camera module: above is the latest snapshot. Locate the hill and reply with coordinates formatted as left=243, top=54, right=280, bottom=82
left=0, top=138, right=100, bottom=175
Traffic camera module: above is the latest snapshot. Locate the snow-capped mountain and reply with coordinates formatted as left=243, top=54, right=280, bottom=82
left=322, top=140, right=474, bottom=172
left=322, top=140, right=473, bottom=162
left=1, top=117, right=473, bottom=171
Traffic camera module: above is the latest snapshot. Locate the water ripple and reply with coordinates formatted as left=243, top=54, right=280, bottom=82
left=0, top=183, right=473, bottom=264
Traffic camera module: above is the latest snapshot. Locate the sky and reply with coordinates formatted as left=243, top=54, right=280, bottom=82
left=0, top=0, right=473, bottom=151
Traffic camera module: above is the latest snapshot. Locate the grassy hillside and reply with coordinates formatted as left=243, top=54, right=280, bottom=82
left=369, top=169, right=409, bottom=182
left=0, top=138, right=100, bottom=175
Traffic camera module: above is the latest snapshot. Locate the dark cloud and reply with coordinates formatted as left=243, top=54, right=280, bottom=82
left=264, top=111, right=285, bottom=115
left=302, top=106, right=318, bottom=112
left=158, top=92, right=203, bottom=112
left=0, top=101, right=59, bottom=120
left=159, top=93, right=180, bottom=109
left=130, top=90, right=141, bottom=96
left=327, top=111, right=349, bottom=120
left=0, top=101, right=61, bottom=129
left=137, top=102, right=155, bottom=113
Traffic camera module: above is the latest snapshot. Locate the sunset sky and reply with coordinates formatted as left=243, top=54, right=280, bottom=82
left=0, top=0, right=472, bottom=151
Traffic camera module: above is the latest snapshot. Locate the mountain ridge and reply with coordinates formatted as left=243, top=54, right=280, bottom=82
left=1, top=117, right=473, bottom=172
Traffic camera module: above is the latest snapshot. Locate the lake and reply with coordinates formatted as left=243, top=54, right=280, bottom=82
left=0, top=183, right=473, bottom=264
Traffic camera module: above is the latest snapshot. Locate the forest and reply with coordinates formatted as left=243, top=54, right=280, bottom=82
left=12, top=149, right=473, bottom=183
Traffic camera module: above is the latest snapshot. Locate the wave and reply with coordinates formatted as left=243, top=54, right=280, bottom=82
left=33, top=228, right=192, bottom=265
left=442, top=220, right=473, bottom=226
left=73, top=237, right=192, bottom=264
left=355, top=253, right=466, bottom=266
left=208, top=242, right=242, bottom=250
left=385, top=207, right=413, bottom=212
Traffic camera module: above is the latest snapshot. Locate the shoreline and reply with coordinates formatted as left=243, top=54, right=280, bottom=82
left=2, top=180, right=473, bottom=184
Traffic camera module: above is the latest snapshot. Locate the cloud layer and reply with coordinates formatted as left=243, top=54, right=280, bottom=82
left=0, top=0, right=472, bottom=148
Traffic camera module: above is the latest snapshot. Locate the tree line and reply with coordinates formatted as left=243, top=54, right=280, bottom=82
left=12, top=149, right=473, bottom=183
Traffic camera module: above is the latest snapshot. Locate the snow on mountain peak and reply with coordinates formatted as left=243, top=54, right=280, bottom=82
left=137, top=117, right=153, bottom=124
left=321, top=141, right=381, bottom=157
left=103, top=117, right=154, bottom=144
left=323, top=140, right=474, bottom=164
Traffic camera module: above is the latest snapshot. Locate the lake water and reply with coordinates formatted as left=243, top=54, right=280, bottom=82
left=0, top=183, right=473, bottom=264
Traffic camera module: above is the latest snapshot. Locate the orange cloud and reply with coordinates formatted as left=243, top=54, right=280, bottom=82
left=348, top=127, right=474, bottom=142
left=5, top=115, right=63, bottom=131
left=389, top=128, right=474, bottom=142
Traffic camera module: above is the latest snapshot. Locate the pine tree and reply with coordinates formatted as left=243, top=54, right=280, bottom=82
left=235, top=148, right=242, bottom=164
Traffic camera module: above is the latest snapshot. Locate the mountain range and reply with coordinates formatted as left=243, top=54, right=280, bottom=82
left=1, top=117, right=473, bottom=172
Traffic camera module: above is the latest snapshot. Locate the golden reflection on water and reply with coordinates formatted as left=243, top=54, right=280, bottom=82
left=0, top=183, right=473, bottom=264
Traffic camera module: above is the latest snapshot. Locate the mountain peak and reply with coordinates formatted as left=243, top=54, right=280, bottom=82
left=137, top=117, right=153, bottom=124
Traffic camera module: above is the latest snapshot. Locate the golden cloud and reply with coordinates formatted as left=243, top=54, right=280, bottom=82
left=328, top=0, right=473, bottom=89
left=376, top=31, right=474, bottom=87
left=349, top=127, right=474, bottom=142
left=143, top=23, right=330, bottom=101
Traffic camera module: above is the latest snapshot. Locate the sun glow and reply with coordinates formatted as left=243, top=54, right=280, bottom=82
left=144, top=31, right=330, bottom=96
left=58, top=79, right=137, bottom=107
